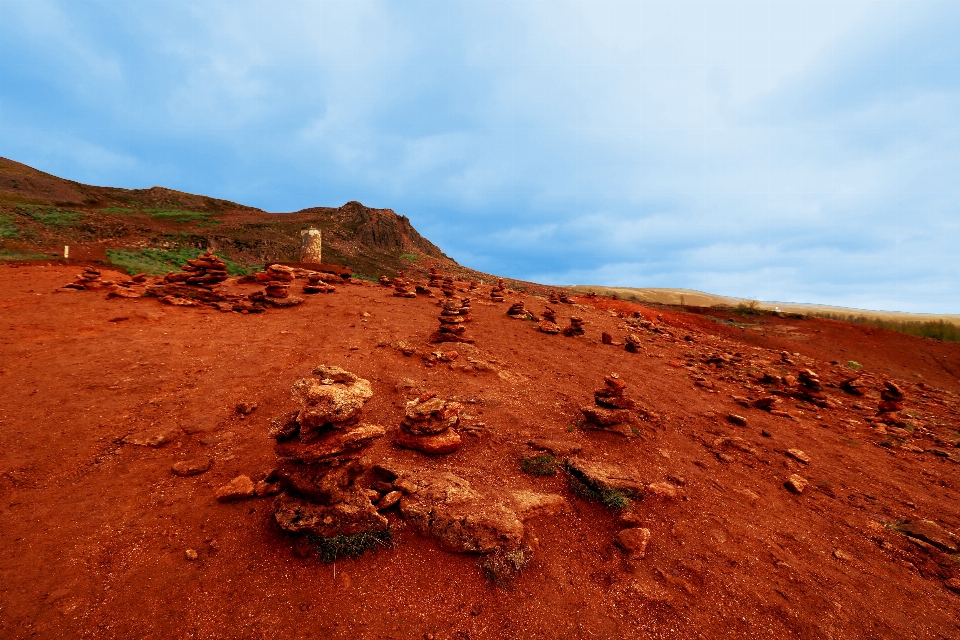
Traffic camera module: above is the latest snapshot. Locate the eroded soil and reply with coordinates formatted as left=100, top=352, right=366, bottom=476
left=1, top=264, right=959, bottom=639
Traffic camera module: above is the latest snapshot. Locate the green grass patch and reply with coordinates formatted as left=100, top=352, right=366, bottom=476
left=399, top=253, right=418, bottom=262
left=0, top=249, right=56, bottom=261
left=568, top=474, right=632, bottom=510
left=0, top=214, right=19, bottom=238
left=846, top=361, right=863, bottom=371
left=106, top=247, right=252, bottom=276
left=145, top=209, right=221, bottom=225
left=521, top=454, right=558, bottom=476
left=17, top=205, right=83, bottom=226
left=99, top=207, right=138, bottom=214
left=307, top=528, right=392, bottom=563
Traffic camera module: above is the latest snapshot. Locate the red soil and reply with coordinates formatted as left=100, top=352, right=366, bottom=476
left=1, top=264, right=959, bottom=639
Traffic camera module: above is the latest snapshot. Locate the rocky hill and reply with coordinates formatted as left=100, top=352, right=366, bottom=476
left=0, top=157, right=468, bottom=280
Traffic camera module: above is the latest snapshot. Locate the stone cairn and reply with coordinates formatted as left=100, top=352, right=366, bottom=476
left=378, top=275, right=391, bottom=286
left=64, top=267, right=104, bottom=290
left=507, top=300, right=529, bottom=320
left=490, top=279, right=506, bottom=302
left=428, top=267, right=443, bottom=288
left=549, top=291, right=575, bottom=304
left=580, top=374, right=637, bottom=435
left=795, top=369, right=830, bottom=407
left=539, top=306, right=561, bottom=334
left=561, top=316, right=585, bottom=337
left=468, top=280, right=478, bottom=291
left=392, top=271, right=417, bottom=298
left=441, top=276, right=457, bottom=297
left=164, top=251, right=229, bottom=287
left=255, top=263, right=295, bottom=298
left=430, top=298, right=474, bottom=343
left=394, top=393, right=463, bottom=455
left=878, top=381, right=905, bottom=414
left=269, top=365, right=389, bottom=540
left=303, top=272, right=337, bottom=294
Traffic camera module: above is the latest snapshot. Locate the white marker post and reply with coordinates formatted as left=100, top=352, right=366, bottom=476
left=63, top=245, right=69, bottom=259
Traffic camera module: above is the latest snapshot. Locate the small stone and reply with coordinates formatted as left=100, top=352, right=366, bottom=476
left=727, top=414, right=747, bottom=427
left=832, top=548, right=849, bottom=561
left=185, top=549, right=198, bottom=561
left=236, top=402, right=257, bottom=415
left=646, top=482, right=679, bottom=499
left=785, top=474, right=809, bottom=494
left=171, top=457, right=213, bottom=477
left=786, top=449, right=810, bottom=464
left=615, top=527, right=651, bottom=558
left=377, top=490, right=402, bottom=510
left=394, top=429, right=462, bottom=455
left=255, top=479, right=282, bottom=497
left=123, top=427, right=177, bottom=447
left=215, top=475, right=255, bottom=501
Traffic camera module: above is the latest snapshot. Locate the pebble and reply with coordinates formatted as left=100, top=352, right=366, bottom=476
left=171, top=457, right=213, bottom=477
left=185, top=549, right=198, bottom=561
left=727, top=414, right=747, bottom=427
left=786, top=449, right=810, bottom=464
left=215, top=475, right=255, bottom=501
left=615, top=527, right=651, bottom=558
left=785, top=474, right=809, bottom=494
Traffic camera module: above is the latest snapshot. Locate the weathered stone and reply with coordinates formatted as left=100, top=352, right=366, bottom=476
left=276, top=458, right=367, bottom=505
left=786, top=449, right=810, bottom=464
left=185, top=549, right=198, bottom=561
left=171, top=457, right=212, bottom=477
left=377, top=490, right=402, bottom=510
left=267, top=410, right=301, bottom=440
left=292, top=369, right=373, bottom=428
left=394, top=428, right=462, bottom=455
left=646, top=482, right=679, bottom=499
left=727, top=414, right=748, bottom=427
left=615, top=527, right=651, bottom=558
left=527, top=437, right=582, bottom=458
left=397, top=471, right=561, bottom=554
left=123, top=427, right=177, bottom=447
left=274, top=490, right=388, bottom=537
left=581, top=406, right=632, bottom=426
left=216, top=475, right=255, bottom=501
left=566, top=458, right=645, bottom=498
left=255, top=479, right=283, bottom=497
left=274, top=423, right=386, bottom=463
left=899, top=519, right=959, bottom=553
left=785, top=474, right=808, bottom=494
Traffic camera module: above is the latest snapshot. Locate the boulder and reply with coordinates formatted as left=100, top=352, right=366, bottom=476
left=615, top=527, right=651, bottom=558
left=274, top=490, right=388, bottom=537
left=216, top=475, right=255, bottom=501
left=566, top=458, right=645, bottom=498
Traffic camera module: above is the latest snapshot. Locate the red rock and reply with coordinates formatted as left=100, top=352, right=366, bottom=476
left=581, top=406, right=632, bottom=426
left=615, top=527, right=651, bottom=558
left=394, top=428, right=462, bottom=455
left=171, top=457, right=212, bottom=476
left=727, top=414, right=748, bottom=427
left=215, top=475, right=255, bottom=501
left=785, top=474, right=808, bottom=494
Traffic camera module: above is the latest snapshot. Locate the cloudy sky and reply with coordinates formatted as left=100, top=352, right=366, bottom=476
left=2, top=0, right=958, bottom=312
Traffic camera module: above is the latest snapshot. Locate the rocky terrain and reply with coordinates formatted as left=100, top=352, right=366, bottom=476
left=1, top=159, right=959, bottom=638
left=0, top=259, right=959, bottom=639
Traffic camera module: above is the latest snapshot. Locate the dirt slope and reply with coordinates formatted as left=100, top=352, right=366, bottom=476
left=1, top=264, right=958, bottom=639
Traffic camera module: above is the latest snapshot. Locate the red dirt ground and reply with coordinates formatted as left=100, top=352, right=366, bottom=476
left=1, top=263, right=959, bottom=639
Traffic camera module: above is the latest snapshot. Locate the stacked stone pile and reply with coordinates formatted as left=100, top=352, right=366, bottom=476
left=161, top=251, right=229, bottom=287
left=378, top=275, right=391, bottom=286
left=64, top=267, right=104, bottom=290
left=468, top=281, right=478, bottom=291
left=269, top=365, right=389, bottom=539
left=303, top=272, right=337, bottom=294
left=392, top=271, right=417, bottom=298
left=253, top=264, right=295, bottom=298
left=538, top=307, right=561, bottom=333
left=795, top=369, right=831, bottom=407
left=430, top=299, right=474, bottom=343
left=507, top=301, right=528, bottom=319
left=549, top=291, right=575, bottom=304
left=490, top=279, right=506, bottom=302
left=878, top=381, right=905, bottom=414
left=549, top=292, right=560, bottom=304
left=441, top=276, right=456, bottom=297
left=394, top=393, right=463, bottom=455
left=561, top=316, right=585, bottom=337
left=581, top=374, right=636, bottom=435
left=428, top=268, right=443, bottom=288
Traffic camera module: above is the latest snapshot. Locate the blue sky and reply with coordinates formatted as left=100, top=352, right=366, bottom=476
left=1, top=0, right=958, bottom=313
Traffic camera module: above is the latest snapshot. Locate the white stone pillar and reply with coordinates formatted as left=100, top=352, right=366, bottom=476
left=300, top=227, right=322, bottom=263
